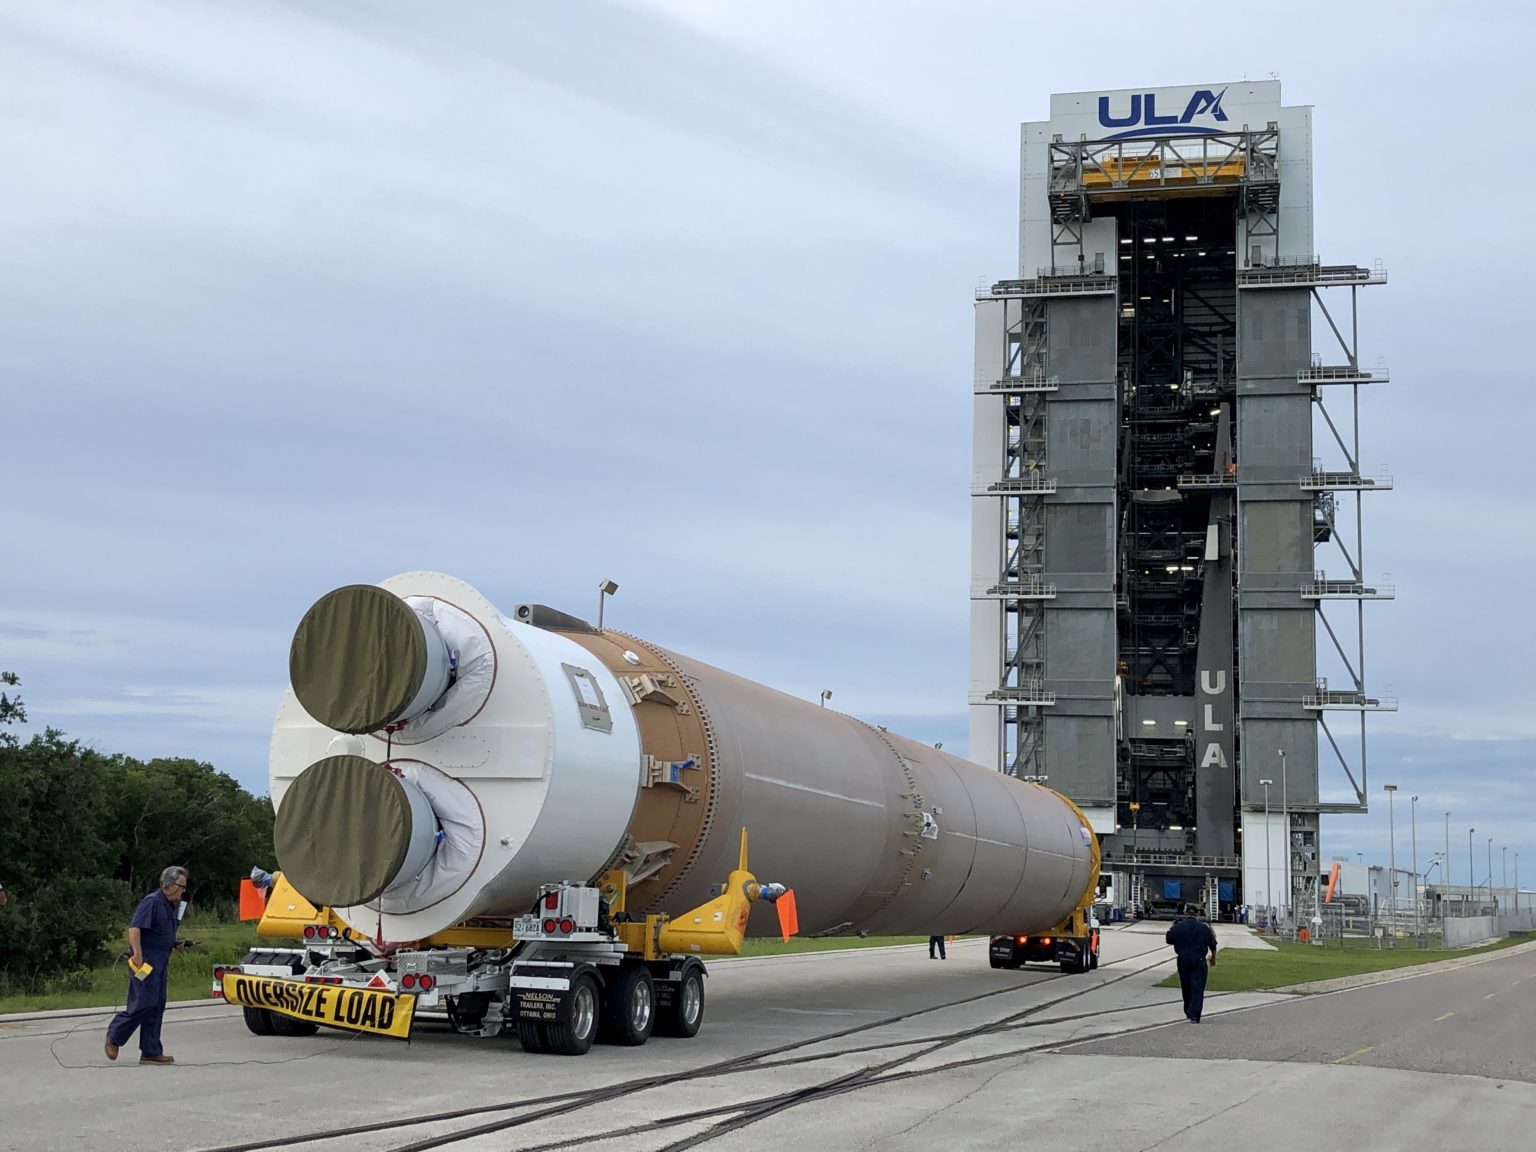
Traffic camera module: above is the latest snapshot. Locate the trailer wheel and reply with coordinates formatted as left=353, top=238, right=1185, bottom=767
left=544, top=974, right=600, bottom=1056
left=657, top=966, right=705, bottom=1038
left=600, top=964, right=655, bottom=1047
left=517, top=1018, right=548, bottom=1054
left=270, top=1012, right=320, bottom=1037
left=242, top=1007, right=275, bottom=1036
left=1059, top=945, right=1090, bottom=975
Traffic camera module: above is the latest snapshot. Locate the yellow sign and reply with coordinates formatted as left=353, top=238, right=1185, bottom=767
left=221, top=973, right=416, bottom=1041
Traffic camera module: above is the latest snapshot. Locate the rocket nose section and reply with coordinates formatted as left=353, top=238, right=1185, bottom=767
left=289, top=583, right=452, bottom=733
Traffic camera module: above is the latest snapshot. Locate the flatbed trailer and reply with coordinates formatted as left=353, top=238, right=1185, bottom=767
left=217, top=833, right=791, bottom=1055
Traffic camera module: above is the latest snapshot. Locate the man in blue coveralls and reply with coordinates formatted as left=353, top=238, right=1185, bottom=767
left=1165, top=910, right=1218, bottom=1023
left=105, top=865, right=189, bottom=1065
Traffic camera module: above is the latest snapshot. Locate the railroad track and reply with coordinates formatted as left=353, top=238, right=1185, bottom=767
left=193, top=942, right=1186, bottom=1152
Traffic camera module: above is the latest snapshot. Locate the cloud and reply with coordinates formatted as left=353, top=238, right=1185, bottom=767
left=3, top=1, right=1533, bottom=865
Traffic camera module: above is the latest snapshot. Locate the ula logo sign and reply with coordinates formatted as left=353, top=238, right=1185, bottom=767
left=1097, top=88, right=1228, bottom=140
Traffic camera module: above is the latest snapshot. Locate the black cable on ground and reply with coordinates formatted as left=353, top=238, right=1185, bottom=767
left=47, top=954, right=371, bottom=1071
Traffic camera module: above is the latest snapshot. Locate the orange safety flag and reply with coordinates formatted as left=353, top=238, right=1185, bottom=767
left=238, top=878, right=267, bottom=922
left=776, top=890, right=800, bottom=942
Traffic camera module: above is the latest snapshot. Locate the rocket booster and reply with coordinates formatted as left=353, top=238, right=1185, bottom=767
left=270, top=572, right=1098, bottom=943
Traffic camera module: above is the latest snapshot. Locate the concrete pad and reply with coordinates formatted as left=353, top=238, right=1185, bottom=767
left=1, top=926, right=1528, bottom=1151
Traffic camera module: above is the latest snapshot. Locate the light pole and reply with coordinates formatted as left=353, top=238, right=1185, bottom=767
left=1468, top=828, right=1476, bottom=914
left=819, top=689, right=832, bottom=708
left=596, top=579, right=619, bottom=630
left=1278, top=749, right=1289, bottom=927
left=1516, top=854, right=1521, bottom=915
left=1384, top=784, right=1398, bottom=935
left=1410, top=794, right=1420, bottom=938
left=1260, top=778, right=1274, bottom=930
left=1444, top=810, right=1452, bottom=891
left=1502, top=846, right=1508, bottom=905
left=1488, top=837, right=1495, bottom=912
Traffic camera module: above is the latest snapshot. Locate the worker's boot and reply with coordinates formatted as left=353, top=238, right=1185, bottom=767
left=104, top=1038, right=119, bottom=1061
left=139, top=1054, right=175, bottom=1065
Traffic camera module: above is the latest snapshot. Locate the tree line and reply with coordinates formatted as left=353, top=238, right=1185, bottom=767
left=0, top=674, right=274, bottom=991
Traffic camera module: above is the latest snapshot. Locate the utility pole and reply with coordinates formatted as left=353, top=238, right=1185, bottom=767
left=1468, top=828, right=1476, bottom=914
left=1444, top=810, right=1451, bottom=890
left=1260, top=778, right=1274, bottom=932
left=1384, top=784, right=1398, bottom=940
left=1410, top=794, right=1419, bottom=939
left=1488, top=837, right=1495, bottom=912
left=1278, top=749, right=1288, bottom=930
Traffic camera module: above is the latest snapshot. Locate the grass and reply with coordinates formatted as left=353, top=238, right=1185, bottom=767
left=0, top=921, right=952, bottom=1013
left=738, top=935, right=944, bottom=957
left=0, top=919, right=258, bottom=1015
left=1157, top=932, right=1530, bottom=993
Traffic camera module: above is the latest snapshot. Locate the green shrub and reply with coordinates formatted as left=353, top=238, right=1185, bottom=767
left=0, top=874, right=131, bottom=991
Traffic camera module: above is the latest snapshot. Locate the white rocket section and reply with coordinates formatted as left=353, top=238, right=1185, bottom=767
left=270, top=572, right=642, bottom=943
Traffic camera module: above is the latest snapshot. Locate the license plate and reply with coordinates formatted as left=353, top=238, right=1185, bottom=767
left=221, top=973, right=415, bottom=1040
left=513, top=915, right=540, bottom=936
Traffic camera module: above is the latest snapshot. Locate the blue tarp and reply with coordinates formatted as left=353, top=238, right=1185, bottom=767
left=1163, top=880, right=1183, bottom=900
left=1219, top=881, right=1236, bottom=902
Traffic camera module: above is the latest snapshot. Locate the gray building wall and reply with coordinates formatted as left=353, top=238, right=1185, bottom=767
left=1236, top=288, right=1317, bottom=807
left=1042, top=296, right=1117, bottom=807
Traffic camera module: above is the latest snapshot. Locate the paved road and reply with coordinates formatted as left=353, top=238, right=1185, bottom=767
left=0, top=928, right=1530, bottom=1151
left=1075, top=936, right=1536, bottom=1081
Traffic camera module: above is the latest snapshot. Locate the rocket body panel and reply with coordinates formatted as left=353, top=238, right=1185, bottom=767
left=642, top=652, right=1095, bottom=936
left=269, top=573, right=1097, bottom=944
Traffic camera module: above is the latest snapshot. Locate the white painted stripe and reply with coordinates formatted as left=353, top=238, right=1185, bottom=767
left=949, top=831, right=1021, bottom=850
left=743, top=773, right=885, bottom=809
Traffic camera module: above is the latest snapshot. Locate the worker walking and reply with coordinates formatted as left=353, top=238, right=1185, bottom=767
left=105, top=866, right=189, bottom=1065
left=928, top=934, right=947, bottom=960
left=1165, top=910, right=1217, bottom=1023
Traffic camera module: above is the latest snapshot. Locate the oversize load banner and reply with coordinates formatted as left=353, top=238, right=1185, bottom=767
left=222, top=973, right=416, bottom=1041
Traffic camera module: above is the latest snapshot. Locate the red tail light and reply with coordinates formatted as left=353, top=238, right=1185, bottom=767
left=213, top=966, right=226, bottom=981
left=542, top=918, right=557, bottom=934
left=418, top=974, right=435, bottom=991
left=401, top=973, right=417, bottom=989
left=559, top=918, right=575, bottom=935
left=544, top=892, right=559, bottom=910
left=1042, top=937, right=1052, bottom=946
left=303, top=925, right=316, bottom=939
left=1016, top=936, right=1027, bottom=945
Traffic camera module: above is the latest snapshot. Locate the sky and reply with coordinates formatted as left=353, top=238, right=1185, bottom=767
left=2, top=0, right=1532, bottom=885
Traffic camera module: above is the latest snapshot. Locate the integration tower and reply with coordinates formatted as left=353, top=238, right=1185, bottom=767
left=969, top=81, right=1393, bottom=921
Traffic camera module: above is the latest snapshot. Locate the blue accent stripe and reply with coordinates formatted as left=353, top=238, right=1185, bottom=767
left=1102, top=125, right=1225, bottom=140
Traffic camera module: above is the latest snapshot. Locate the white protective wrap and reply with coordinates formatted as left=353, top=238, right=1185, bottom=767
left=391, top=598, right=495, bottom=744
left=371, top=760, right=485, bottom=913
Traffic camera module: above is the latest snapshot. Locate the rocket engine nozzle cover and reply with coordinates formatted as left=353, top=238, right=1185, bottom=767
left=289, top=584, right=451, bottom=734
left=273, top=754, right=441, bottom=907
